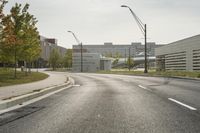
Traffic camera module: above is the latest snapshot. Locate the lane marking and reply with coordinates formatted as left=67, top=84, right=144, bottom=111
left=138, top=85, right=151, bottom=91
left=0, top=85, right=73, bottom=115
left=168, top=98, right=197, bottom=111
left=72, top=84, right=81, bottom=87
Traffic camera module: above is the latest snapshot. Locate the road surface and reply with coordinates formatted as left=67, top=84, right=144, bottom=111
left=0, top=73, right=200, bottom=133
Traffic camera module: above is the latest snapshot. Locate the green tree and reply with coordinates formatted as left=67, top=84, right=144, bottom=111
left=126, top=57, right=134, bottom=71
left=20, top=4, right=41, bottom=73
left=49, top=48, right=60, bottom=70
left=105, top=52, right=113, bottom=57
left=0, top=0, right=8, bottom=65
left=112, top=58, right=119, bottom=66
left=1, top=3, right=30, bottom=77
left=113, top=52, right=121, bottom=58
left=1, top=3, right=40, bottom=77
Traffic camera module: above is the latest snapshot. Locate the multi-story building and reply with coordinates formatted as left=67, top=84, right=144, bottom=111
left=39, top=36, right=67, bottom=67
left=155, top=34, right=200, bottom=71
left=73, top=42, right=162, bottom=58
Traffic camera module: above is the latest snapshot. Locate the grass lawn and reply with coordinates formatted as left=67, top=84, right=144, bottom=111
left=0, top=68, right=49, bottom=87
left=97, top=69, right=200, bottom=79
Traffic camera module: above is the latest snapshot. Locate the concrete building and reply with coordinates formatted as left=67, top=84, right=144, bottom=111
left=100, top=58, right=112, bottom=71
left=73, top=42, right=162, bottom=69
left=72, top=52, right=112, bottom=72
left=73, top=42, right=162, bottom=58
left=155, top=34, right=200, bottom=71
left=73, top=53, right=99, bottom=72
left=39, top=36, right=67, bottom=67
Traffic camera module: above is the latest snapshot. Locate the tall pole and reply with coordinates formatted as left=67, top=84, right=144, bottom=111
left=144, top=24, right=147, bottom=73
left=80, top=43, right=83, bottom=72
left=128, top=47, right=131, bottom=71
left=14, top=46, right=16, bottom=78
left=125, top=48, right=127, bottom=65
left=121, top=5, right=148, bottom=73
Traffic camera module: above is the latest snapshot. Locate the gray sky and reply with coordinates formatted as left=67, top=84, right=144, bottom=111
left=5, top=0, right=200, bottom=48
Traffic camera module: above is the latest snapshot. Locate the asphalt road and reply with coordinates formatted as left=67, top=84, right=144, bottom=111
left=0, top=73, right=200, bottom=133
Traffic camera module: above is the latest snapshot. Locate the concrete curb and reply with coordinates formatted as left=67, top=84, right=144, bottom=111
left=0, top=77, right=74, bottom=110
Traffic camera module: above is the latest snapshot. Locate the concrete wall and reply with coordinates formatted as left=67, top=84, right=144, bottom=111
left=73, top=42, right=162, bottom=58
left=72, top=53, right=101, bottom=72
left=100, top=59, right=112, bottom=71
left=40, top=36, right=67, bottom=61
left=155, top=34, right=200, bottom=71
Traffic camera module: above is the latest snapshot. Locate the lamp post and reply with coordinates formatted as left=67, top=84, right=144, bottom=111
left=128, top=47, right=131, bottom=71
left=121, top=5, right=148, bottom=73
left=68, top=31, right=83, bottom=72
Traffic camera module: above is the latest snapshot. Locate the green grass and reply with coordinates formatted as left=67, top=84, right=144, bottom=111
left=0, top=68, right=49, bottom=87
left=97, top=69, right=200, bottom=79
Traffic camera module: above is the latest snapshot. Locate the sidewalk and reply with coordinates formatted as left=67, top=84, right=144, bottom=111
left=0, top=70, right=69, bottom=100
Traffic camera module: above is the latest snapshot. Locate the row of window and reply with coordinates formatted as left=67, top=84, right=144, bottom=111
left=193, top=49, right=200, bottom=70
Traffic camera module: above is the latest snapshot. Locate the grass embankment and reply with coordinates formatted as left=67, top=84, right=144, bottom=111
left=0, top=68, right=49, bottom=87
left=97, top=69, right=200, bottom=79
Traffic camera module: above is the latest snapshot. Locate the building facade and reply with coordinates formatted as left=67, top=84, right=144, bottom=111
left=73, top=42, right=162, bottom=58
left=39, top=36, right=67, bottom=67
left=72, top=53, right=100, bottom=72
left=155, top=34, right=200, bottom=71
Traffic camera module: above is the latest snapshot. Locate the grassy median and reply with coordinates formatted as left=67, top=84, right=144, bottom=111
left=97, top=69, right=200, bottom=79
left=0, top=68, right=49, bottom=87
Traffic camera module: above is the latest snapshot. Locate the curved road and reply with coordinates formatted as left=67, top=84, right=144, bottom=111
left=0, top=73, right=200, bottom=133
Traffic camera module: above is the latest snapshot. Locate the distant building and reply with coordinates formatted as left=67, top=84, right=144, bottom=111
left=39, top=36, right=67, bottom=67
left=73, top=42, right=162, bottom=58
left=72, top=51, right=112, bottom=72
left=155, top=34, right=200, bottom=71
left=72, top=53, right=101, bottom=72
left=72, top=42, right=163, bottom=69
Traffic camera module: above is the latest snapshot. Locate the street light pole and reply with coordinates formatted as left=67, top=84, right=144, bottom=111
left=121, top=5, right=148, bottom=73
left=128, top=47, right=131, bottom=71
left=80, top=42, right=83, bottom=72
left=68, top=31, right=83, bottom=72
left=144, top=24, right=147, bottom=73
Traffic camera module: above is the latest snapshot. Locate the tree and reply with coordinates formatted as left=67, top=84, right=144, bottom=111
left=112, top=58, right=119, bottom=66
left=105, top=52, right=113, bottom=57
left=1, top=3, right=40, bottom=77
left=126, top=57, right=134, bottom=71
left=113, top=52, right=122, bottom=58
left=0, top=0, right=8, bottom=65
left=1, top=3, right=27, bottom=77
left=49, top=48, right=60, bottom=70
left=20, top=4, right=41, bottom=73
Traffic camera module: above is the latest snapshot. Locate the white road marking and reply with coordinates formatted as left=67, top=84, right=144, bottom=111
left=168, top=98, right=197, bottom=111
left=0, top=85, right=73, bottom=115
left=73, top=84, right=81, bottom=87
left=138, top=85, right=151, bottom=91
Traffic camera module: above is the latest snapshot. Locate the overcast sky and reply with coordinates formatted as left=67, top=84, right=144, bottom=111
left=5, top=0, right=200, bottom=48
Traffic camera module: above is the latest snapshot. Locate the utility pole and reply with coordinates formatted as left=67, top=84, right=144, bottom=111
left=80, top=42, right=83, bottom=72
left=121, top=5, right=148, bottom=73
left=128, top=47, right=131, bottom=71
left=125, top=48, right=127, bottom=66
left=144, top=24, right=147, bottom=73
